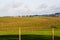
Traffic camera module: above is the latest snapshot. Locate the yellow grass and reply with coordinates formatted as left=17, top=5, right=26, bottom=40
left=0, top=16, right=60, bottom=34
left=20, top=16, right=60, bottom=32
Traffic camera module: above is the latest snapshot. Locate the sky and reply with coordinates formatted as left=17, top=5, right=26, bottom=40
left=0, top=0, right=60, bottom=16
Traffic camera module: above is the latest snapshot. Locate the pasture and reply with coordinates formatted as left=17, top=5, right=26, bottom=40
left=0, top=16, right=60, bottom=40
left=20, top=16, right=60, bottom=40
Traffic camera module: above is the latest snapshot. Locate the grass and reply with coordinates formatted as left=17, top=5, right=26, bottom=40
left=22, top=29, right=60, bottom=36
left=21, top=35, right=60, bottom=40
left=21, top=29, right=60, bottom=40
left=20, top=16, right=60, bottom=40
left=0, top=16, right=60, bottom=40
left=21, top=29, right=52, bottom=35
left=21, top=35, right=52, bottom=40
left=0, top=35, right=19, bottom=40
left=55, top=21, right=60, bottom=28
left=0, top=17, right=19, bottom=35
left=20, top=17, right=60, bottom=27
left=0, top=16, right=60, bottom=34
left=0, top=17, right=19, bottom=40
left=55, top=29, right=60, bottom=36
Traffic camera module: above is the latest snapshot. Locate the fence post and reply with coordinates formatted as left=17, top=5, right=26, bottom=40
left=52, top=28, right=54, bottom=40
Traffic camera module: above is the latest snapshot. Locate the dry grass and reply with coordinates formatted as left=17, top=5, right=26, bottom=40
left=20, top=17, right=60, bottom=32
left=0, top=16, right=60, bottom=34
left=0, top=17, right=19, bottom=35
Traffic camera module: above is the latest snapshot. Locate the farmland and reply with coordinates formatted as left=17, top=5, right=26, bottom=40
left=0, top=17, right=19, bottom=35
left=0, top=17, right=19, bottom=40
left=20, top=16, right=60, bottom=40
left=0, top=16, right=60, bottom=40
left=1, top=16, right=60, bottom=35
left=21, top=16, right=60, bottom=32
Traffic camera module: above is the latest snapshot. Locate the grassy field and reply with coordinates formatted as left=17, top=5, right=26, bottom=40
left=0, top=16, right=60, bottom=40
left=21, top=29, right=60, bottom=40
left=0, top=17, right=19, bottom=40
left=0, top=16, right=58, bottom=35
left=21, top=16, right=60, bottom=33
left=20, top=16, right=60, bottom=40
left=0, top=17, right=21, bottom=35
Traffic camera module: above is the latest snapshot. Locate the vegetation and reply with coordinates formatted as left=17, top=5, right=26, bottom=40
left=0, top=16, right=60, bottom=34
left=21, top=16, right=60, bottom=32
left=0, top=16, right=60, bottom=40
left=0, top=35, right=19, bottom=40
left=0, top=17, right=19, bottom=35
left=20, top=16, right=60, bottom=40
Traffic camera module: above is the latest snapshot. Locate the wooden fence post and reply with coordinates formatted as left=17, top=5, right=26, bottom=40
left=52, top=28, right=54, bottom=40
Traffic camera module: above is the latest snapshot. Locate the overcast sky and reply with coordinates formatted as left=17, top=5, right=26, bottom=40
left=0, top=0, right=60, bottom=16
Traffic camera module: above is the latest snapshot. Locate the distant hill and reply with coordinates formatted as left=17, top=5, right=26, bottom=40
left=27, top=13, right=60, bottom=17
left=48, top=13, right=59, bottom=16
left=54, top=13, right=60, bottom=16
left=40, top=13, right=60, bottom=17
left=9, top=13, right=60, bottom=17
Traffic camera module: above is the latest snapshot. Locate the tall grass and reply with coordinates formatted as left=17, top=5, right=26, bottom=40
left=0, top=16, right=60, bottom=35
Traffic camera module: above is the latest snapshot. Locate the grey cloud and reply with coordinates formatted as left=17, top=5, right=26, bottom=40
left=0, top=0, right=60, bottom=16
left=11, top=3, right=23, bottom=8
left=37, top=4, right=48, bottom=9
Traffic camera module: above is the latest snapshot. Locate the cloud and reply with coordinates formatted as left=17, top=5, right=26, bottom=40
left=0, top=0, right=60, bottom=16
